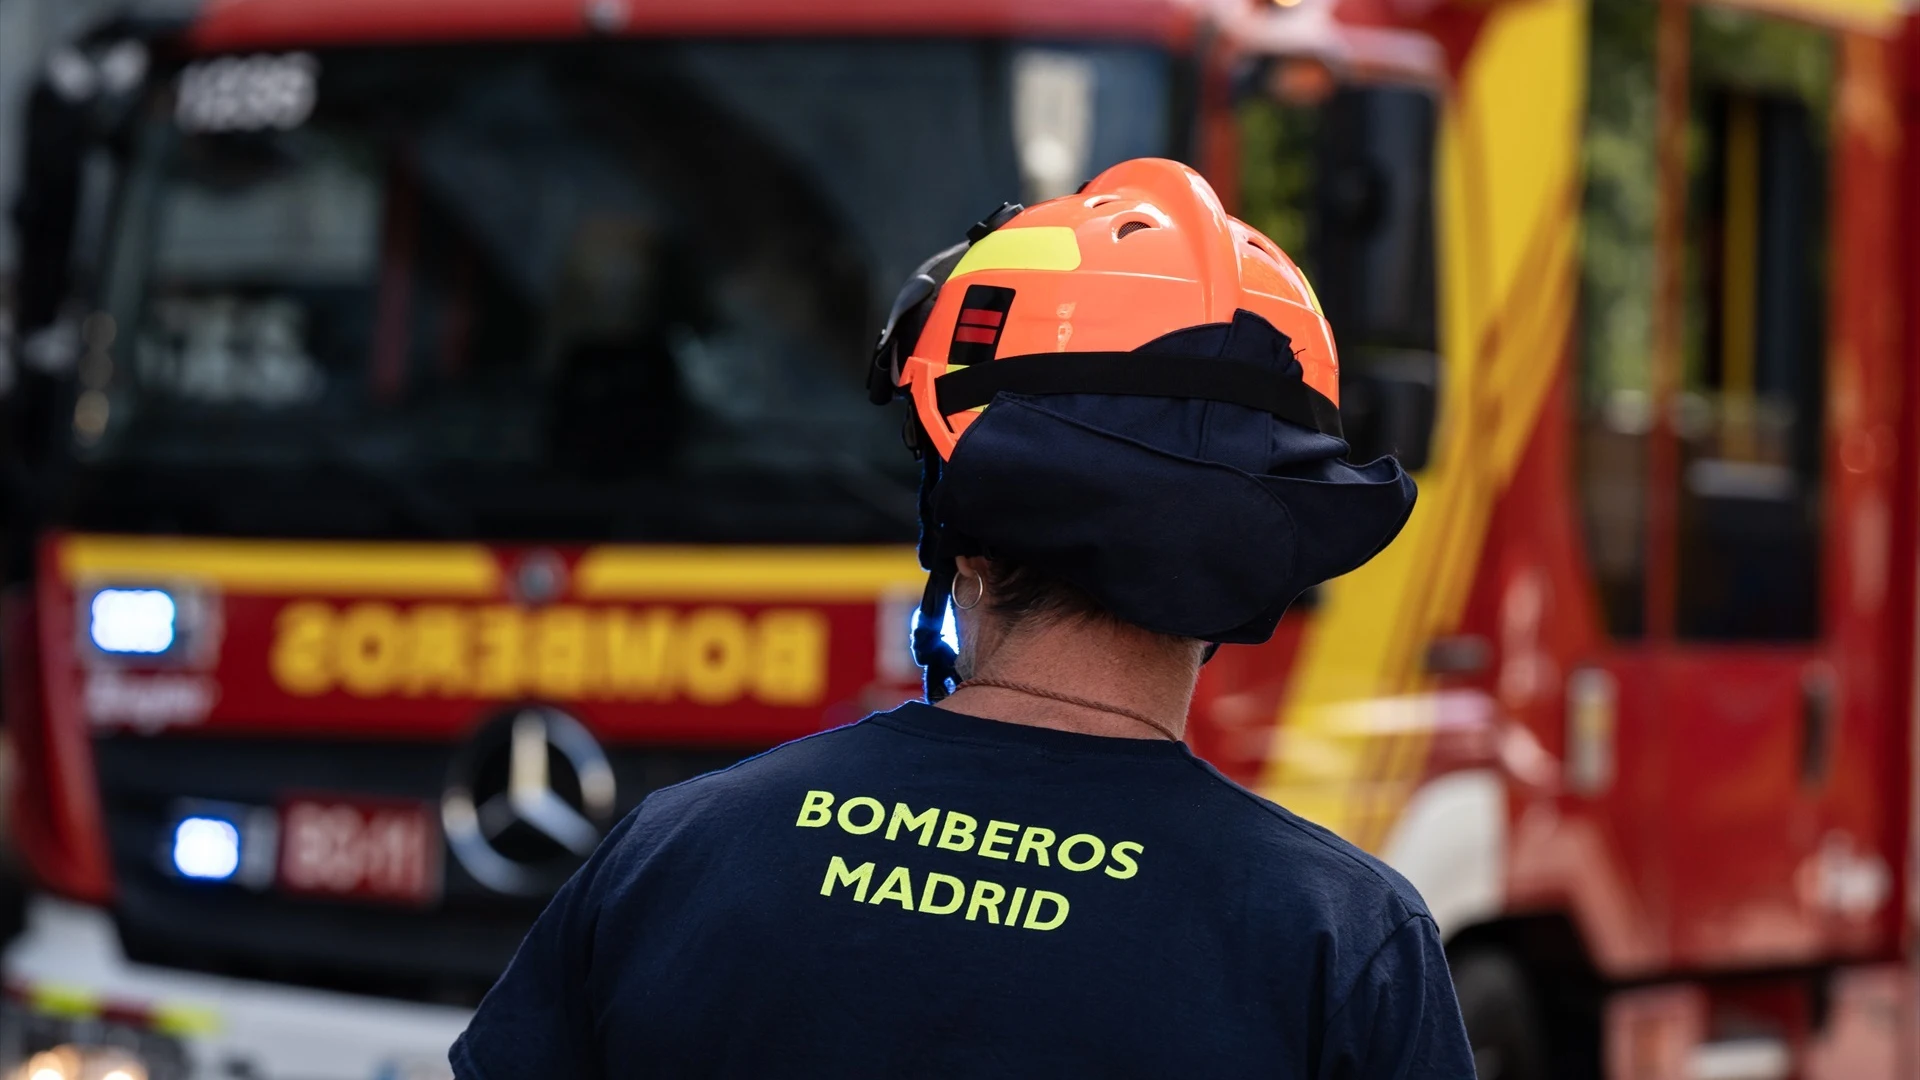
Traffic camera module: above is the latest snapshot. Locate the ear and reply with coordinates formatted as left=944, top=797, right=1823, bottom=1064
left=954, top=555, right=991, bottom=581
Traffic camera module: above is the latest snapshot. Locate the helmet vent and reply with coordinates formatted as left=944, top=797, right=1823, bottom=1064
left=1115, top=220, right=1154, bottom=240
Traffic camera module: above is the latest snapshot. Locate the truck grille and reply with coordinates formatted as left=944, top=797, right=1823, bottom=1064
left=91, top=734, right=756, bottom=1006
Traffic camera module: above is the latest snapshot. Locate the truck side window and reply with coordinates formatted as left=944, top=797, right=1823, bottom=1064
left=1237, top=74, right=1439, bottom=469
left=1677, top=12, right=1832, bottom=642
left=1576, top=3, right=1831, bottom=642
left=1577, top=0, right=1659, bottom=640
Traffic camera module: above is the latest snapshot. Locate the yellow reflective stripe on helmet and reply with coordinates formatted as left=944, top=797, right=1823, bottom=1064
left=1298, top=269, right=1325, bottom=317
left=951, top=227, right=1081, bottom=278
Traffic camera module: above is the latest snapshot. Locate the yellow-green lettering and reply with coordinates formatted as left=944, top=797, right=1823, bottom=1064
left=937, top=811, right=978, bottom=852
left=1015, top=826, right=1055, bottom=866
left=820, top=856, right=873, bottom=901
left=837, top=796, right=885, bottom=835
left=920, top=873, right=966, bottom=915
left=1105, top=841, right=1144, bottom=880
left=1058, top=833, right=1106, bottom=872
left=966, top=879, right=1006, bottom=924
left=1023, top=890, right=1070, bottom=931
left=796, top=790, right=834, bottom=828
left=869, top=865, right=915, bottom=910
left=978, top=820, right=1019, bottom=860
left=936, top=807, right=983, bottom=849
left=886, top=803, right=940, bottom=845
left=1006, top=886, right=1028, bottom=926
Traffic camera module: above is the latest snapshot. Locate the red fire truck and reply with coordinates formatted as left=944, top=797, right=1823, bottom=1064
left=3, top=0, right=1918, bottom=1076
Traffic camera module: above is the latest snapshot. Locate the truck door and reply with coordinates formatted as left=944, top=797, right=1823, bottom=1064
left=1573, top=3, right=1897, bottom=970
left=1658, top=8, right=1838, bottom=969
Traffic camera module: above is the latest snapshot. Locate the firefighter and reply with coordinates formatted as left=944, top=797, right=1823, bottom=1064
left=453, top=158, right=1469, bottom=1078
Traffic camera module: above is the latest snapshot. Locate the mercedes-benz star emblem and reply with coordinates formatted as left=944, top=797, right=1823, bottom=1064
left=443, top=705, right=617, bottom=896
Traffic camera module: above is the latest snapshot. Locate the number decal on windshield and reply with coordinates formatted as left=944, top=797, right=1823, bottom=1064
left=176, top=53, right=319, bottom=134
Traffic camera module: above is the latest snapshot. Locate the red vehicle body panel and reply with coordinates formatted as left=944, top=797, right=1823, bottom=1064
left=45, top=538, right=931, bottom=745
left=188, top=0, right=1204, bottom=51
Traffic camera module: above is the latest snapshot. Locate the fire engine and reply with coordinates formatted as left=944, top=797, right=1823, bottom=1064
left=2, top=0, right=1916, bottom=1076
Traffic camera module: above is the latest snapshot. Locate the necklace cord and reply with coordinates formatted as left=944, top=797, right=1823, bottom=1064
left=957, top=677, right=1183, bottom=742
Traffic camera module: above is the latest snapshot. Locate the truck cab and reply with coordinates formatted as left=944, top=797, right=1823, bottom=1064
left=0, top=1, right=1453, bottom=1076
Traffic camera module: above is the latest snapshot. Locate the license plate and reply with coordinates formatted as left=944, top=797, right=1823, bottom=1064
left=278, top=796, right=442, bottom=906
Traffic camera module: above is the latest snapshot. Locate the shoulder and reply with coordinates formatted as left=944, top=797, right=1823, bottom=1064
left=616, top=716, right=888, bottom=838
left=1173, top=758, right=1442, bottom=1018
left=1177, top=754, right=1431, bottom=927
left=573, top=718, right=885, bottom=900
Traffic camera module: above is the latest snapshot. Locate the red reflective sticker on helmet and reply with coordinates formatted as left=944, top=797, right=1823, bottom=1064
left=949, top=285, right=1016, bottom=367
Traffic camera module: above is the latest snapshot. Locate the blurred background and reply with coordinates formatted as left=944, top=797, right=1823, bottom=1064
left=0, top=0, right=1915, bottom=1078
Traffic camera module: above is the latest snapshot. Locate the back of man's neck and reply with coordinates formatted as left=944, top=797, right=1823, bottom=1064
left=937, top=623, right=1201, bottom=741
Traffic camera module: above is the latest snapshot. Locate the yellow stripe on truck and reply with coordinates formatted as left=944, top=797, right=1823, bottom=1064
left=152, top=1002, right=222, bottom=1037
left=16, top=981, right=222, bottom=1036
left=60, top=536, right=500, bottom=597
left=57, top=536, right=926, bottom=604
left=1258, top=0, right=1587, bottom=847
left=573, top=548, right=924, bottom=602
left=29, top=984, right=98, bottom=1020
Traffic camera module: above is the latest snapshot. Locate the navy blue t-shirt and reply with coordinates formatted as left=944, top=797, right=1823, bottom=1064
left=452, top=703, right=1473, bottom=1078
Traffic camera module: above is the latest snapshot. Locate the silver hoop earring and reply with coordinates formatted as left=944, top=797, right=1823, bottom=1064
left=953, top=574, right=985, bottom=611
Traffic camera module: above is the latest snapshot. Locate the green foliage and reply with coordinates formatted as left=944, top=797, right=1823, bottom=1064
left=1679, top=8, right=1834, bottom=390
left=1579, top=0, right=1660, bottom=399
left=1577, top=0, right=1832, bottom=401
left=1234, top=95, right=1320, bottom=277
left=1690, top=5, right=1835, bottom=113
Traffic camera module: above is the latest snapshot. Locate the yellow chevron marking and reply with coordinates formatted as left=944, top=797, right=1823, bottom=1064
left=574, top=548, right=924, bottom=602
left=1259, top=0, right=1588, bottom=842
left=60, top=535, right=500, bottom=597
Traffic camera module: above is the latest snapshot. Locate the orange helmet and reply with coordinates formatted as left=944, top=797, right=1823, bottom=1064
left=873, top=158, right=1343, bottom=461
left=869, top=158, right=1414, bottom=701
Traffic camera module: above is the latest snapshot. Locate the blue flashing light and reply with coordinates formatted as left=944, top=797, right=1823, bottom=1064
left=909, top=602, right=962, bottom=658
left=171, top=816, right=241, bottom=881
left=89, top=588, right=178, bottom=655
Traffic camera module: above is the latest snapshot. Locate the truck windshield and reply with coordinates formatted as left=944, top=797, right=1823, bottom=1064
left=70, top=39, right=1171, bottom=542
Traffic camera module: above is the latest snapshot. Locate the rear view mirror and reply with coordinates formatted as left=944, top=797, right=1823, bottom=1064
left=5, top=66, right=93, bottom=491
left=1234, top=76, right=1440, bottom=473
left=11, top=63, right=93, bottom=351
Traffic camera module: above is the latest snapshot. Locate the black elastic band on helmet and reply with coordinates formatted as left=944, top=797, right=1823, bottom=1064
left=910, top=432, right=963, bottom=700
left=867, top=201, right=1026, bottom=701
left=933, top=352, right=1343, bottom=439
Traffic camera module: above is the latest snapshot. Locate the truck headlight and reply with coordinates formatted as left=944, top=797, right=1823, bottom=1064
left=11, top=1045, right=147, bottom=1080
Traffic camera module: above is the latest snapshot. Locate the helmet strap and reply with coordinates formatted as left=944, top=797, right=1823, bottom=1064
left=875, top=203, right=1025, bottom=702
left=914, top=554, right=961, bottom=701
left=910, top=424, right=963, bottom=701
